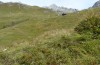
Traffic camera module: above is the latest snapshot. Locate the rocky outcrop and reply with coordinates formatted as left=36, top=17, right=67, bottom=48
left=93, top=0, right=100, bottom=7
left=45, top=4, right=77, bottom=14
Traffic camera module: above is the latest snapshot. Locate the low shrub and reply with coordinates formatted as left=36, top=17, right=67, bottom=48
left=75, top=17, right=100, bottom=39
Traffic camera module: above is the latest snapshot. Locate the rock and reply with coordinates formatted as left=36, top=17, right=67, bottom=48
left=3, top=48, right=7, bottom=51
left=93, top=0, right=100, bottom=7
left=45, top=4, right=78, bottom=14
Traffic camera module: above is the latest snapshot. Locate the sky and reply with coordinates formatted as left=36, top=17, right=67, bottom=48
left=0, top=0, right=99, bottom=10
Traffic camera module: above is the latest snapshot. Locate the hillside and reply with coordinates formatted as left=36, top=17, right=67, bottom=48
left=0, top=1, right=100, bottom=65
left=0, top=2, right=57, bottom=46
left=0, top=3, right=100, bottom=46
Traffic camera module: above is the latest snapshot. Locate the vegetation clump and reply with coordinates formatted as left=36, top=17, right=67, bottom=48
left=75, top=17, right=100, bottom=39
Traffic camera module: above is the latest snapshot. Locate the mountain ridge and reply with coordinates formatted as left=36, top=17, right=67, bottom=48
left=45, top=4, right=78, bottom=14
left=93, top=0, right=100, bottom=7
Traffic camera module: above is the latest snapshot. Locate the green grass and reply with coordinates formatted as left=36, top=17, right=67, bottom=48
left=0, top=4, right=57, bottom=46
left=0, top=33, right=100, bottom=65
left=0, top=7, right=100, bottom=46
left=0, top=4, right=100, bottom=65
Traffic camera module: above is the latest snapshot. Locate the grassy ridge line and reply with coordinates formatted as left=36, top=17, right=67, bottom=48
left=0, top=7, right=100, bottom=46
left=0, top=5, right=57, bottom=45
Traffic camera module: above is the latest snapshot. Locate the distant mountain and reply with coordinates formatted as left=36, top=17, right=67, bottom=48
left=45, top=4, right=77, bottom=14
left=93, top=0, right=100, bottom=7
left=0, top=1, right=77, bottom=14
left=0, top=1, right=29, bottom=7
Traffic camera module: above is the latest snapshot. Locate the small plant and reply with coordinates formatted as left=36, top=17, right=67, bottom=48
left=75, top=17, right=100, bottom=39
left=17, top=53, right=33, bottom=65
left=0, top=52, right=14, bottom=65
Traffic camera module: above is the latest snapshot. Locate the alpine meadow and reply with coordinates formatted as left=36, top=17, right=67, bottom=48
left=0, top=1, right=100, bottom=65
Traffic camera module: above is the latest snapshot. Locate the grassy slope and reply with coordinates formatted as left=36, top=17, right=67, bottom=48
left=0, top=4, right=100, bottom=46
left=0, top=4, right=100, bottom=65
left=0, top=4, right=57, bottom=46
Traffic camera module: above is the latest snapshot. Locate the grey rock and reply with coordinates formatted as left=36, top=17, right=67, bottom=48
left=93, top=0, right=100, bottom=7
left=45, top=4, right=78, bottom=14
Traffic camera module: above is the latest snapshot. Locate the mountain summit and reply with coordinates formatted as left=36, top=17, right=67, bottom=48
left=93, top=0, right=100, bottom=7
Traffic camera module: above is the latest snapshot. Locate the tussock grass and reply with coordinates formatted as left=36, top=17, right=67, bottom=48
left=0, top=33, right=99, bottom=65
left=0, top=4, right=100, bottom=65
